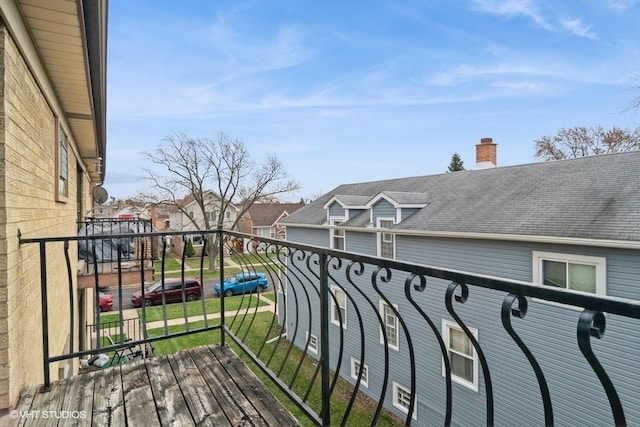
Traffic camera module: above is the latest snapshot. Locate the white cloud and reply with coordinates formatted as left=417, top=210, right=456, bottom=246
left=560, top=18, right=597, bottom=40
left=469, top=0, right=551, bottom=29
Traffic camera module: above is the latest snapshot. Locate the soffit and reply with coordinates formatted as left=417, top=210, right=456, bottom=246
left=17, top=0, right=105, bottom=183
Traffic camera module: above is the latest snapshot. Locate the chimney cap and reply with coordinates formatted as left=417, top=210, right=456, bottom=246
left=479, top=137, right=494, bottom=144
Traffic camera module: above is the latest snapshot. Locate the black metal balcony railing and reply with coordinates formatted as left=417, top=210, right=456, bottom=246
left=18, top=227, right=640, bottom=426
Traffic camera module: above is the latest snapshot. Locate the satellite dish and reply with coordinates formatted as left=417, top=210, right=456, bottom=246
left=92, top=185, right=109, bottom=205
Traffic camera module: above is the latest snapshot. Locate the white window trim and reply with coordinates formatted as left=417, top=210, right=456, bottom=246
left=329, top=217, right=345, bottom=250
left=330, top=285, right=347, bottom=329
left=532, top=251, right=606, bottom=308
left=379, top=300, right=399, bottom=351
left=392, top=381, right=417, bottom=420
left=442, top=319, right=478, bottom=392
left=376, top=217, right=396, bottom=259
left=350, top=357, right=368, bottom=388
left=306, top=331, right=318, bottom=354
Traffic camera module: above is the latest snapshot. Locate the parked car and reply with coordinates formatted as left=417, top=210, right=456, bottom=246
left=131, top=278, right=202, bottom=307
left=99, top=292, right=113, bottom=312
left=215, top=272, right=268, bottom=297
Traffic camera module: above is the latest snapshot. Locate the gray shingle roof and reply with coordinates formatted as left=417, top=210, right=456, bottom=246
left=330, top=195, right=371, bottom=207
left=282, top=151, right=640, bottom=242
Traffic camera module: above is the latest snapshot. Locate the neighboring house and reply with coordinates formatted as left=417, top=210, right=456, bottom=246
left=169, top=191, right=239, bottom=254
left=0, top=0, right=107, bottom=414
left=171, top=190, right=239, bottom=232
left=238, top=202, right=305, bottom=239
left=280, top=142, right=640, bottom=425
left=150, top=202, right=174, bottom=231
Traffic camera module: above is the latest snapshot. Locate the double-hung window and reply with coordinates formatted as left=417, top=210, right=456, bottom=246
left=379, top=300, right=399, bottom=350
left=442, top=320, right=478, bottom=391
left=377, top=218, right=395, bottom=259
left=331, top=286, right=347, bottom=329
left=330, top=219, right=345, bottom=250
left=57, top=126, right=69, bottom=200
left=532, top=251, right=606, bottom=296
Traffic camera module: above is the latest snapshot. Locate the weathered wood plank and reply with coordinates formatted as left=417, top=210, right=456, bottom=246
left=145, top=356, right=195, bottom=427
left=58, top=369, right=98, bottom=427
left=24, top=377, right=73, bottom=427
left=167, top=351, right=231, bottom=426
left=11, top=386, right=37, bottom=427
left=92, top=365, right=125, bottom=426
left=188, top=346, right=263, bottom=426
left=13, top=345, right=300, bottom=427
left=211, top=345, right=300, bottom=426
left=120, top=359, right=160, bottom=426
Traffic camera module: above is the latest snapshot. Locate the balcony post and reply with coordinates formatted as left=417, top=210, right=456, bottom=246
left=39, top=241, right=51, bottom=390
left=219, top=226, right=226, bottom=347
left=319, top=253, right=330, bottom=426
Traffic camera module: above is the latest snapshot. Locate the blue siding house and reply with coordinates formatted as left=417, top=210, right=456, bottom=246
left=279, top=149, right=640, bottom=426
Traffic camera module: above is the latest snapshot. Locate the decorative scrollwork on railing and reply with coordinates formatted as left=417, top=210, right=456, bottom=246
left=372, top=267, right=418, bottom=426
left=577, top=310, right=626, bottom=427
left=327, top=258, right=370, bottom=425
left=501, top=294, right=553, bottom=426
left=445, top=281, right=494, bottom=426
left=341, top=261, right=387, bottom=425
left=405, top=273, right=452, bottom=426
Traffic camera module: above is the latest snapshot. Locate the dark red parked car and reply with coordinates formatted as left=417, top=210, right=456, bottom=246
left=131, top=278, right=202, bottom=308
left=99, top=292, right=113, bottom=312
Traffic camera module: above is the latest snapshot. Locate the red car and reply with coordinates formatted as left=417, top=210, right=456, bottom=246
left=131, top=278, right=202, bottom=308
left=99, top=292, right=113, bottom=312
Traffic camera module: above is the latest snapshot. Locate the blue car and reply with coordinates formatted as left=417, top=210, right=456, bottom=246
left=215, top=272, right=268, bottom=296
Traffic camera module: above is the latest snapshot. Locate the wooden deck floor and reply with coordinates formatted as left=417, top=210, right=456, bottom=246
left=12, top=345, right=299, bottom=426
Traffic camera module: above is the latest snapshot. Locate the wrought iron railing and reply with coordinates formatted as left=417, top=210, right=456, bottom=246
left=18, top=228, right=640, bottom=426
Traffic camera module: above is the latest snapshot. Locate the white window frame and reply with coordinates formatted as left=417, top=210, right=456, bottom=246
left=350, top=357, right=368, bottom=387
left=306, top=331, right=318, bottom=354
left=257, top=227, right=271, bottom=238
left=392, top=382, right=417, bottom=420
left=57, top=125, right=69, bottom=200
left=442, top=319, right=478, bottom=392
left=379, top=300, right=399, bottom=351
left=532, top=251, right=606, bottom=297
left=330, top=217, right=345, bottom=250
left=330, top=286, right=347, bottom=329
left=377, top=218, right=395, bottom=259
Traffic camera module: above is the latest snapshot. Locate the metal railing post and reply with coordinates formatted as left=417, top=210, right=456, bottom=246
left=38, top=241, right=51, bottom=391
left=219, top=226, right=226, bottom=347
left=319, top=253, right=331, bottom=426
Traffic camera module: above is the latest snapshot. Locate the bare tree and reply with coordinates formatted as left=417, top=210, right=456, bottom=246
left=626, top=74, right=640, bottom=113
left=142, top=132, right=300, bottom=269
left=534, top=126, right=640, bottom=161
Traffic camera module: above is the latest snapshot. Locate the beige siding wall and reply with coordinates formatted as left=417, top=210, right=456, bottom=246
left=0, top=25, right=83, bottom=409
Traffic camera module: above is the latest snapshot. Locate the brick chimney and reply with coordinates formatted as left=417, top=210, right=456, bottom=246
left=475, top=137, right=497, bottom=169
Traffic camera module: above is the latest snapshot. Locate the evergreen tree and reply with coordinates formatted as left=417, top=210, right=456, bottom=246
left=185, top=239, right=196, bottom=257
left=447, top=153, right=465, bottom=172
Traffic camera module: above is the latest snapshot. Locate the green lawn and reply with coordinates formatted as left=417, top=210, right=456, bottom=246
left=136, top=294, right=271, bottom=322
left=231, top=252, right=277, bottom=265
left=98, top=313, right=121, bottom=325
left=153, top=257, right=183, bottom=272
left=148, top=312, right=402, bottom=427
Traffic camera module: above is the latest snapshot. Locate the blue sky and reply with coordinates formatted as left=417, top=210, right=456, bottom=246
left=104, top=0, right=640, bottom=202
